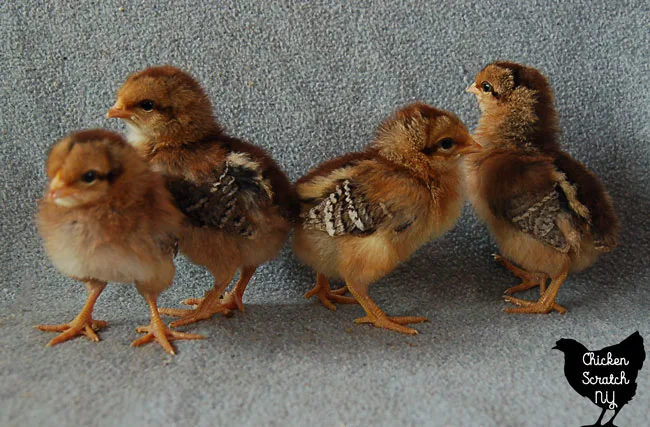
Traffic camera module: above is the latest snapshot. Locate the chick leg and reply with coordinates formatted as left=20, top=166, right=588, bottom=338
left=304, top=273, right=357, bottom=311
left=493, top=254, right=549, bottom=295
left=160, top=270, right=237, bottom=327
left=36, top=279, right=107, bottom=346
left=504, top=266, right=569, bottom=314
left=179, top=267, right=255, bottom=311
left=346, top=280, right=427, bottom=335
left=132, top=290, right=203, bottom=355
left=217, top=266, right=256, bottom=312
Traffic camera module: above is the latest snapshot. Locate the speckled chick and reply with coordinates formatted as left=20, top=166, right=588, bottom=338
left=466, top=61, right=619, bottom=314
left=108, top=66, right=297, bottom=327
left=293, top=103, right=480, bottom=334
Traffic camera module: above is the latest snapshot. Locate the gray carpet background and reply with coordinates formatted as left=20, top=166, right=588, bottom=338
left=1, top=1, right=649, bottom=426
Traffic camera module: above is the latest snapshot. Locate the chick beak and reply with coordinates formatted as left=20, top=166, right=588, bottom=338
left=466, top=83, right=480, bottom=96
left=552, top=345, right=559, bottom=350
left=48, top=173, right=70, bottom=201
left=106, top=104, right=131, bottom=119
left=459, top=139, right=482, bottom=155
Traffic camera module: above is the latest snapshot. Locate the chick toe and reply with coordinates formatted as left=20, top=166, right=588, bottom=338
left=494, top=254, right=549, bottom=295
left=305, top=274, right=358, bottom=311
left=132, top=321, right=203, bottom=355
left=503, top=296, right=567, bottom=314
left=354, top=316, right=421, bottom=335
left=37, top=316, right=107, bottom=346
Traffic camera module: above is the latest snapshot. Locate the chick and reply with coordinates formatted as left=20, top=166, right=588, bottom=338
left=107, top=66, right=295, bottom=327
left=466, top=61, right=619, bottom=314
left=293, top=103, right=480, bottom=334
left=36, top=130, right=202, bottom=354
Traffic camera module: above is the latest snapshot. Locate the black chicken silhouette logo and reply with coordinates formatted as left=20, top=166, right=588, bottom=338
left=553, top=331, right=645, bottom=427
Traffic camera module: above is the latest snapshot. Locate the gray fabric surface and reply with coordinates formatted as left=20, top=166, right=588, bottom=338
left=1, top=1, right=649, bottom=426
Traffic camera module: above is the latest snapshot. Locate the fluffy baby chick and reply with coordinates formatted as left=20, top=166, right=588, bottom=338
left=36, top=130, right=202, bottom=355
left=466, top=61, right=619, bottom=314
left=107, top=66, right=295, bottom=327
left=293, top=103, right=480, bottom=334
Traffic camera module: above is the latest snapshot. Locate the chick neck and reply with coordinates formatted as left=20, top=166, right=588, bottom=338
left=475, top=90, right=560, bottom=153
left=133, top=114, right=223, bottom=157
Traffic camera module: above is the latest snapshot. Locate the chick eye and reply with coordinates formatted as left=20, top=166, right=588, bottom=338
left=480, top=81, right=493, bottom=93
left=438, top=138, right=455, bottom=150
left=139, top=100, right=155, bottom=111
left=81, top=171, right=98, bottom=183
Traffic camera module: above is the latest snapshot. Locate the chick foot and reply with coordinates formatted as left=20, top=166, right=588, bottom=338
left=345, top=279, right=427, bottom=334
left=178, top=293, right=243, bottom=312
left=179, top=297, right=204, bottom=306
left=134, top=289, right=204, bottom=354
left=162, top=305, right=233, bottom=327
left=160, top=288, right=232, bottom=327
left=132, top=320, right=203, bottom=355
left=503, top=267, right=569, bottom=314
left=174, top=266, right=256, bottom=314
left=503, top=296, right=567, bottom=314
left=219, top=291, right=245, bottom=312
left=36, top=279, right=107, bottom=346
left=218, top=265, right=256, bottom=312
left=305, top=273, right=357, bottom=311
left=36, top=316, right=107, bottom=346
left=493, top=254, right=548, bottom=295
left=354, top=315, right=428, bottom=335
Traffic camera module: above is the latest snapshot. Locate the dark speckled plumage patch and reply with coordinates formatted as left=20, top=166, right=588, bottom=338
left=166, top=163, right=272, bottom=238
left=507, top=186, right=569, bottom=252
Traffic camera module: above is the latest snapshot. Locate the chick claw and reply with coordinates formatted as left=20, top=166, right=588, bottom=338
left=305, top=284, right=358, bottom=311
left=354, top=315, right=428, bottom=335
left=503, top=295, right=567, bottom=314
left=131, top=321, right=203, bottom=355
left=36, top=317, right=107, bottom=346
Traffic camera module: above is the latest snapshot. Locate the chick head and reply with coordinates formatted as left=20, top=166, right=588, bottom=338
left=467, top=61, right=554, bottom=114
left=375, top=102, right=480, bottom=169
left=107, top=65, right=217, bottom=145
left=45, top=130, right=143, bottom=208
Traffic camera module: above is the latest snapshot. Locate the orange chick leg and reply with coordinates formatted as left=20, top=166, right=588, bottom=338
left=493, top=254, right=549, bottom=295
left=217, top=265, right=256, bottom=312
left=304, top=273, right=357, bottom=311
left=346, top=280, right=427, bottom=335
left=504, top=267, right=569, bottom=314
left=132, top=291, right=204, bottom=355
left=159, top=273, right=235, bottom=327
left=35, top=279, right=107, bottom=346
left=180, top=267, right=255, bottom=312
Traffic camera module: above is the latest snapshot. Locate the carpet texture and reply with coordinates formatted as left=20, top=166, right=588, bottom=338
left=1, top=1, right=649, bottom=426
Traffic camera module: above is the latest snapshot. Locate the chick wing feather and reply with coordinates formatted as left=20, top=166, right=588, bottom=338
left=166, top=154, right=273, bottom=238
left=505, top=169, right=594, bottom=253
left=506, top=186, right=570, bottom=252
left=302, top=179, right=391, bottom=237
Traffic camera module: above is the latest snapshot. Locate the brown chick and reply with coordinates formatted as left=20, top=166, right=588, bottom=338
left=465, top=61, right=619, bottom=314
left=36, top=130, right=202, bottom=355
left=107, top=66, right=296, bottom=327
left=293, top=103, right=480, bottom=334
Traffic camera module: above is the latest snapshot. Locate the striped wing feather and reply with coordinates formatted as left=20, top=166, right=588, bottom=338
left=302, top=179, right=390, bottom=236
